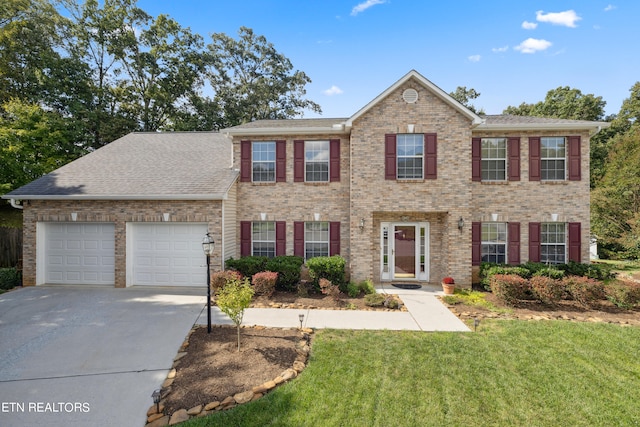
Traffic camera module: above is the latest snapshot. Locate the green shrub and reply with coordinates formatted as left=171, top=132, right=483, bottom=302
left=364, top=293, right=385, bottom=307
left=383, top=296, right=400, bottom=309
left=265, top=256, right=304, bottom=291
left=358, top=279, right=376, bottom=295
left=346, top=282, right=361, bottom=298
left=604, top=280, right=640, bottom=309
left=251, top=271, right=278, bottom=297
left=563, top=276, right=605, bottom=308
left=562, top=261, right=616, bottom=281
left=530, top=276, right=565, bottom=305
left=0, top=268, right=21, bottom=290
left=210, top=270, right=242, bottom=293
left=490, top=274, right=531, bottom=306
left=225, top=256, right=268, bottom=277
left=306, top=255, right=346, bottom=291
left=532, top=267, right=565, bottom=279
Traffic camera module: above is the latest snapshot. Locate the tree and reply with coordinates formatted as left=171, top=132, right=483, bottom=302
left=205, top=27, right=321, bottom=129
left=215, top=277, right=254, bottom=352
left=0, top=100, right=84, bottom=194
left=449, top=86, right=484, bottom=114
left=110, top=12, right=206, bottom=132
left=591, top=127, right=640, bottom=258
left=503, top=86, right=606, bottom=121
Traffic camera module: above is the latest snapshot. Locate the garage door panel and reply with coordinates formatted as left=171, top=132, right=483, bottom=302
left=130, top=223, right=207, bottom=286
left=44, top=223, right=115, bottom=285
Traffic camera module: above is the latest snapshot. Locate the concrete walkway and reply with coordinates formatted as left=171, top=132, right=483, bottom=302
left=198, top=284, right=469, bottom=332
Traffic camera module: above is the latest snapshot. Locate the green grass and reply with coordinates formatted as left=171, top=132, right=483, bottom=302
left=182, top=321, right=640, bottom=427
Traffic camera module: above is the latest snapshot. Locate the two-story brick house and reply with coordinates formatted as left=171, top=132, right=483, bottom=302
left=4, top=70, right=608, bottom=288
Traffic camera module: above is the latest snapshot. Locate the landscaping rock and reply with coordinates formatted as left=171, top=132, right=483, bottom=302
left=204, top=401, right=220, bottom=411
left=280, top=369, right=297, bottom=381
left=146, top=415, right=169, bottom=427
left=234, top=390, right=254, bottom=404
left=293, top=361, right=305, bottom=372
left=167, top=368, right=176, bottom=379
left=169, top=409, right=189, bottom=425
left=187, top=405, right=202, bottom=416
left=147, top=413, right=165, bottom=423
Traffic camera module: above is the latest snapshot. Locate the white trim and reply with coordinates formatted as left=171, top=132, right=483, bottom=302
left=475, top=122, right=609, bottom=133
left=225, top=126, right=348, bottom=137
left=380, top=222, right=429, bottom=281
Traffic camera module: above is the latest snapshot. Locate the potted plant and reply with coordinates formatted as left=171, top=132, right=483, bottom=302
left=441, top=277, right=455, bottom=295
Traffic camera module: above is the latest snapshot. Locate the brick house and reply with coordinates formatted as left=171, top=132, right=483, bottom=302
left=3, top=70, right=608, bottom=288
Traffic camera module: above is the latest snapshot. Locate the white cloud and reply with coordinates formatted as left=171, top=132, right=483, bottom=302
left=468, top=55, right=481, bottom=62
left=604, top=4, right=616, bottom=12
left=323, top=85, right=344, bottom=96
left=492, top=46, right=509, bottom=53
left=522, top=21, right=538, bottom=30
left=536, top=10, right=582, bottom=28
left=351, top=0, right=386, bottom=16
left=514, top=38, right=552, bottom=54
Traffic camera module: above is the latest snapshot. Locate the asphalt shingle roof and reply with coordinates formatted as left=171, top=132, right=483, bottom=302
left=5, top=132, right=237, bottom=199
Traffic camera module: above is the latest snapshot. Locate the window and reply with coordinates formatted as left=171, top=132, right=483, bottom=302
left=305, top=140, right=329, bottom=182
left=541, top=223, right=566, bottom=264
left=252, top=141, right=275, bottom=182
left=481, top=138, right=506, bottom=181
left=397, top=134, right=424, bottom=179
left=252, top=222, right=275, bottom=257
left=481, top=223, right=507, bottom=263
left=305, top=222, right=329, bottom=259
left=541, top=137, right=566, bottom=180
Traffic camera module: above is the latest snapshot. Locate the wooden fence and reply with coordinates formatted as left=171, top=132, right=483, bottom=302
left=0, top=227, right=22, bottom=268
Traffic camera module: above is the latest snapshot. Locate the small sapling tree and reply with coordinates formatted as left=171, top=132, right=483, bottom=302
left=216, top=277, right=254, bottom=351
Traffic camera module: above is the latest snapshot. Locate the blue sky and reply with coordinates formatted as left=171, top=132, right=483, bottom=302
left=137, top=0, right=639, bottom=118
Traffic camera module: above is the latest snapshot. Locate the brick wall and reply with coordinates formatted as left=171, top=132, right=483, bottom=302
left=22, top=200, right=223, bottom=287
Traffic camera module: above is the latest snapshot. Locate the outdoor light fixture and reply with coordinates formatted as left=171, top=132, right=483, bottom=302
left=359, top=218, right=365, bottom=230
left=151, top=389, right=161, bottom=413
left=474, top=318, right=481, bottom=332
left=202, top=232, right=215, bottom=333
left=457, top=217, right=464, bottom=231
left=299, top=313, right=305, bottom=329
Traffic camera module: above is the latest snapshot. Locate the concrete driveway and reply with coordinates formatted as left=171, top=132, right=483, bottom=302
left=0, top=286, right=210, bottom=427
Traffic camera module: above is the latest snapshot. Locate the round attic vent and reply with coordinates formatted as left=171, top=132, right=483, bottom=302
left=402, top=88, right=419, bottom=104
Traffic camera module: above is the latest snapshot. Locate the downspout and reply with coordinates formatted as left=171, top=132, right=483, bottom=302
left=9, top=199, right=24, bottom=210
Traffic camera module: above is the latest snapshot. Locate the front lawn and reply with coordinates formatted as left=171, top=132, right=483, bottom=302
left=182, top=321, right=640, bottom=427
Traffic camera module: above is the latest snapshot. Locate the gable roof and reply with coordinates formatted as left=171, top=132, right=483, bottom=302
left=345, top=69, right=484, bottom=127
left=3, top=132, right=237, bottom=200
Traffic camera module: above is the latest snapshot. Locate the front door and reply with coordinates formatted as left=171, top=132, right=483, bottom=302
left=381, top=222, right=429, bottom=281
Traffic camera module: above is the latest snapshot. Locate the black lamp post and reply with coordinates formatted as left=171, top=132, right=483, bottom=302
left=202, top=232, right=215, bottom=333
left=151, top=389, right=161, bottom=413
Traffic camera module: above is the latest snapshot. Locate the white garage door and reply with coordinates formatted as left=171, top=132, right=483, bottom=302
left=129, top=223, right=208, bottom=286
left=44, top=223, right=115, bottom=285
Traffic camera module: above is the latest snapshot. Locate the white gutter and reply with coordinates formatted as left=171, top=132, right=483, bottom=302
left=224, top=126, right=349, bottom=137
left=476, top=122, right=610, bottom=132
left=9, top=199, right=23, bottom=210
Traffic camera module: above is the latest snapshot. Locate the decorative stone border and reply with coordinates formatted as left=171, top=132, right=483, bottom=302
left=144, top=325, right=313, bottom=426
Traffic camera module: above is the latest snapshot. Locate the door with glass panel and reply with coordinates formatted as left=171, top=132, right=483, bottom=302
left=380, top=222, right=429, bottom=281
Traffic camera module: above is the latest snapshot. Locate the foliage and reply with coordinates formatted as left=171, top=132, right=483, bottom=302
left=479, top=263, right=531, bottom=290
left=592, top=127, right=640, bottom=258
left=265, top=256, right=304, bottom=291
left=210, top=270, right=243, bottom=293
left=440, top=288, right=508, bottom=313
left=604, top=280, right=640, bottom=309
left=251, top=271, right=278, bottom=297
left=204, top=27, right=321, bottom=130
left=364, top=293, right=385, bottom=307
left=490, top=274, right=532, bottom=306
left=531, top=267, right=565, bottom=279
left=530, top=276, right=566, bottom=305
left=383, top=295, right=400, bottom=309
left=358, top=279, right=376, bottom=295
left=225, top=256, right=268, bottom=277
left=563, top=276, right=605, bottom=309
left=449, top=86, right=483, bottom=114
left=561, top=261, right=615, bottom=280
left=306, top=255, right=346, bottom=291
left=503, top=86, right=606, bottom=121
left=0, top=267, right=20, bottom=290
left=319, top=278, right=341, bottom=301
left=216, top=276, right=254, bottom=352
left=346, top=281, right=361, bottom=298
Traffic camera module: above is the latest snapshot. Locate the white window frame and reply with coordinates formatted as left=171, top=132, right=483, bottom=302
left=252, top=221, right=276, bottom=257
left=541, top=222, right=566, bottom=264
left=304, top=221, right=329, bottom=259
left=541, top=137, right=566, bottom=181
left=305, top=140, right=329, bottom=182
left=252, top=141, right=276, bottom=182
left=481, top=138, right=507, bottom=181
left=481, top=222, right=507, bottom=264
left=397, top=134, right=424, bottom=179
